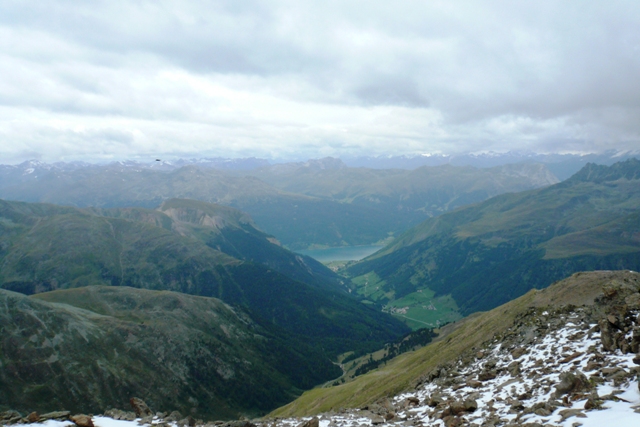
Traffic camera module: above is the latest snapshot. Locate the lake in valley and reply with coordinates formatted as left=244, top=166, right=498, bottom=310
left=297, top=245, right=384, bottom=263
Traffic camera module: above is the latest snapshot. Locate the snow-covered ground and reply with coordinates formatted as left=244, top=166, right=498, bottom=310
left=265, top=308, right=640, bottom=426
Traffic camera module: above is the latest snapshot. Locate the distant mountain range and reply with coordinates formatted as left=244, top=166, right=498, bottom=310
left=342, top=149, right=640, bottom=180
left=0, top=158, right=559, bottom=250
left=4, top=149, right=636, bottom=177
left=345, top=158, right=640, bottom=328
left=245, top=158, right=558, bottom=220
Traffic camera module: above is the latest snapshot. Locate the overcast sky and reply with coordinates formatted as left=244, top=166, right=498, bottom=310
left=1, top=0, right=639, bottom=163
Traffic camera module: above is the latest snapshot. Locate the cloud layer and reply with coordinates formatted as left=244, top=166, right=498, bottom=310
left=1, top=0, right=639, bottom=162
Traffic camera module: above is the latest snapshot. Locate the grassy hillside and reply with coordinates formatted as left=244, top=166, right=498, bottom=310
left=270, top=270, right=640, bottom=417
left=0, top=286, right=338, bottom=419
left=346, top=159, right=640, bottom=327
left=0, top=199, right=409, bottom=358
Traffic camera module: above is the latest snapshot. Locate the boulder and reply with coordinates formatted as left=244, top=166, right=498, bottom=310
left=510, top=347, right=526, bottom=359
left=40, top=411, right=71, bottom=421
left=599, top=319, right=617, bottom=351
left=443, top=415, right=463, bottom=427
left=625, top=293, right=640, bottom=310
left=298, top=417, right=319, bottom=427
left=507, top=361, right=520, bottom=377
left=478, top=370, right=497, bottom=381
left=71, top=414, right=94, bottom=427
left=466, top=379, right=483, bottom=388
left=130, top=397, right=153, bottom=418
left=555, top=371, right=591, bottom=397
left=0, top=411, right=23, bottom=424
left=428, top=393, right=444, bottom=407
left=370, top=415, right=385, bottom=425
left=558, top=408, right=587, bottom=421
left=449, top=401, right=465, bottom=415
left=406, top=396, right=420, bottom=406
left=463, top=398, right=478, bottom=412
left=104, top=409, right=136, bottom=421
left=165, top=411, right=184, bottom=422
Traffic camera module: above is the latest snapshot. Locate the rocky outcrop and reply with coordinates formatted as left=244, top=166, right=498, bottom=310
left=260, top=273, right=640, bottom=426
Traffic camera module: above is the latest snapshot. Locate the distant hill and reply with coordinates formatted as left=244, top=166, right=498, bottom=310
left=0, top=286, right=338, bottom=419
left=0, top=159, right=559, bottom=250
left=0, top=199, right=408, bottom=358
left=345, top=158, right=640, bottom=328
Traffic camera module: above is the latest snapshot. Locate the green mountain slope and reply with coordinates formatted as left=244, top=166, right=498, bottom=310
left=0, top=286, right=338, bottom=419
left=346, top=159, right=640, bottom=327
left=270, top=270, right=640, bottom=417
left=91, top=198, right=344, bottom=293
left=0, top=199, right=408, bottom=357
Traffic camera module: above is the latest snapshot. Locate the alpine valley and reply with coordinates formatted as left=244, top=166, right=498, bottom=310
left=1, top=158, right=640, bottom=425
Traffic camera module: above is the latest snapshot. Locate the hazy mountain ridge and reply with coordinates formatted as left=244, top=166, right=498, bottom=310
left=0, top=158, right=560, bottom=250
left=248, top=160, right=558, bottom=214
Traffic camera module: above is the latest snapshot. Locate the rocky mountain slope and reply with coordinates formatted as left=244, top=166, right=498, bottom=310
left=0, top=199, right=409, bottom=358
left=345, top=158, right=640, bottom=328
left=0, top=286, right=339, bottom=419
left=267, top=270, right=640, bottom=426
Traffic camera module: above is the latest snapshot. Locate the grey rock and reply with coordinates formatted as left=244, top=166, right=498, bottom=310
left=478, top=370, right=497, bottom=381
left=297, top=417, right=319, bottom=427
left=370, top=415, right=385, bottom=425
left=165, top=411, right=184, bottom=422
left=599, top=319, right=617, bottom=352
left=558, top=408, right=587, bottom=421
left=104, top=409, right=136, bottom=421
left=555, top=371, right=591, bottom=396
left=40, top=411, right=71, bottom=421
left=463, top=398, right=478, bottom=412
left=510, top=347, right=526, bottom=359
left=428, top=393, right=444, bottom=407
left=0, top=411, right=23, bottom=424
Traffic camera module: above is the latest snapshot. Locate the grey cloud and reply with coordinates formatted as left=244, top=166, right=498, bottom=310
left=0, top=0, right=639, bottom=162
